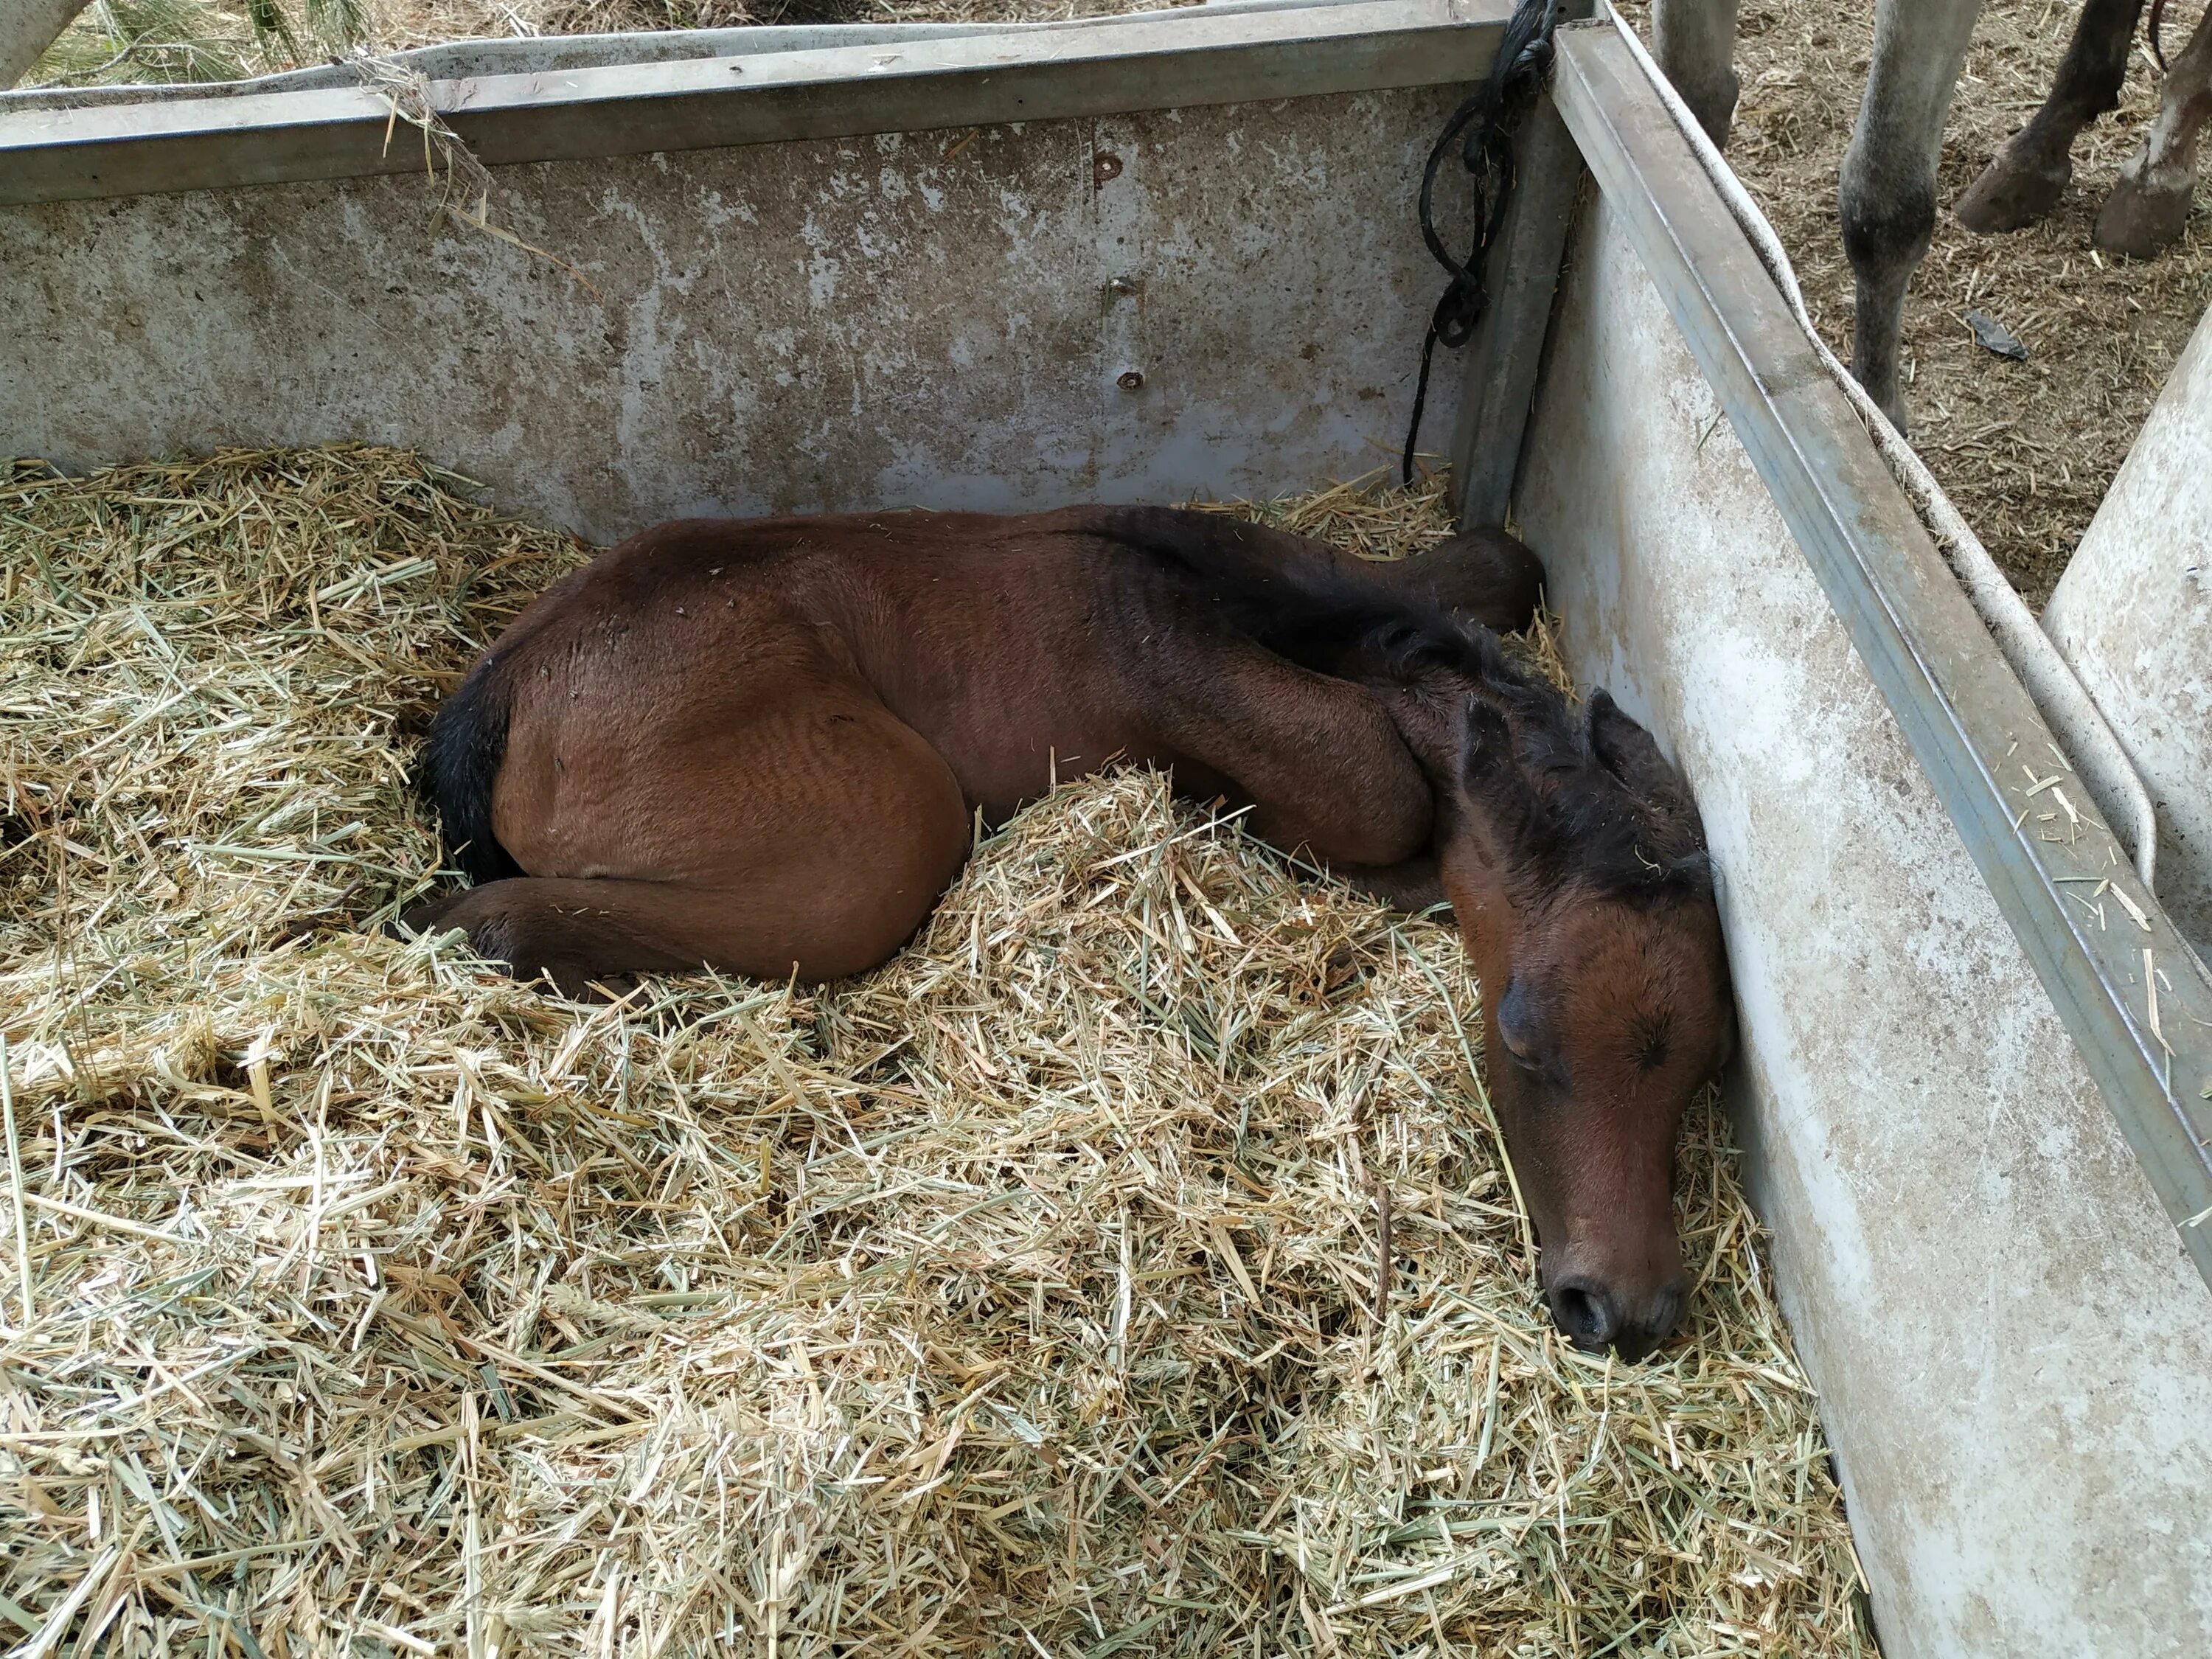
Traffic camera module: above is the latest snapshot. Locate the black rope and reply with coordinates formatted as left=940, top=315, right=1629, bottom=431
left=1402, top=0, right=1564, bottom=486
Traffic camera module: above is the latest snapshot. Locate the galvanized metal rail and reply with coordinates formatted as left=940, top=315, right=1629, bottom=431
left=1549, top=20, right=2212, bottom=1282
left=0, top=0, right=1514, bottom=205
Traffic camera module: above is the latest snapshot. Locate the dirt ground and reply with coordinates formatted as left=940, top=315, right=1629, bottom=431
left=31, top=0, right=2212, bottom=603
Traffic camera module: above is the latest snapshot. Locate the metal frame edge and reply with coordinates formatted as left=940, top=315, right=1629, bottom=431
left=0, top=0, right=1512, bottom=204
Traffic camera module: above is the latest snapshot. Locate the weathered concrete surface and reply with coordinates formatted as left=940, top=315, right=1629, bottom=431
left=2045, top=306, right=2212, bottom=961
left=0, top=88, right=1459, bottom=541
left=0, top=0, right=87, bottom=89
left=1517, top=196, right=2212, bottom=1658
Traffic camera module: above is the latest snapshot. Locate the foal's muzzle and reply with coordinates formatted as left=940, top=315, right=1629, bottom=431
left=1546, top=1273, right=1689, bottom=1363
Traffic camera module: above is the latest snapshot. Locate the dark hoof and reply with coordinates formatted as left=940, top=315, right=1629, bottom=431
left=1690, top=100, right=1735, bottom=153
left=1670, top=69, right=1739, bottom=152
left=1399, top=527, right=1548, bottom=633
left=1955, top=142, right=2071, bottom=234
left=2096, top=173, right=2192, bottom=260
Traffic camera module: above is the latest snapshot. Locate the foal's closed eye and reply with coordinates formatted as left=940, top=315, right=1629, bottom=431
left=1493, top=977, right=1557, bottom=1080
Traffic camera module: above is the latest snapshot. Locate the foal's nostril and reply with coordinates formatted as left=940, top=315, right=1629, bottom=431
left=1548, top=1276, right=1690, bottom=1362
left=1548, top=1280, right=1619, bottom=1351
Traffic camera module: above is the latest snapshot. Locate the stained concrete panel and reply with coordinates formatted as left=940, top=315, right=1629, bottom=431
left=2, top=88, right=1461, bottom=543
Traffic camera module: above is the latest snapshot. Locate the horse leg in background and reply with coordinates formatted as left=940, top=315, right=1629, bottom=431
left=1840, top=0, right=1984, bottom=431
left=1957, top=0, right=2145, bottom=232
left=2097, top=6, right=2212, bottom=256
left=1653, top=0, right=1742, bottom=146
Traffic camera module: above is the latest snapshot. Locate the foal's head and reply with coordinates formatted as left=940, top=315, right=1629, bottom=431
left=1208, top=565, right=1734, bottom=1358
left=1439, top=684, right=1732, bottom=1361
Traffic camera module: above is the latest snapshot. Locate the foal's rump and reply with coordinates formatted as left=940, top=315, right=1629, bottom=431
left=412, top=606, right=971, bottom=988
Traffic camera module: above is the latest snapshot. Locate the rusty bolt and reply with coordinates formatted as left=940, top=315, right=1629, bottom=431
left=1117, top=369, right=1145, bottom=391
left=1093, top=151, right=1123, bottom=186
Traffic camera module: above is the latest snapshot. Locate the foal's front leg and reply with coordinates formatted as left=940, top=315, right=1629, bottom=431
left=1159, top=641, right=1438, bottom=872
left=1335, top=855, right=1451, bottom=915
left=1154, top=639, right=1451, bottom=911
left=1105, top=507, right=1546, bottom=634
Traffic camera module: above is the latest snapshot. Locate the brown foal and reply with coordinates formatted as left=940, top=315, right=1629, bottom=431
left=408, top=506, right=1733, bottom=1358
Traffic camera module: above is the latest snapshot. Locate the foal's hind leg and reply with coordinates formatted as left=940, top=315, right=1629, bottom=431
left=403, top=878, right=734, bottom=1000
left=408, top=754, right=968, bottom=995
left=411, top=684, right=972, bottom=994
left=1957, top=0, right=2145, bottom=233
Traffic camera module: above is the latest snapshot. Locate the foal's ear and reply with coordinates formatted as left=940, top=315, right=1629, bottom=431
left=1585, top=690, right=1705, bottom=854
left=1458, top=697, right=1517, bottom=794
left=1456, top=698, right=1530, bottom=869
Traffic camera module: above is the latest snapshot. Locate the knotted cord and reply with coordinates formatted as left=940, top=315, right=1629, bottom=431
left=1402, top=0, right=1563, bottom=486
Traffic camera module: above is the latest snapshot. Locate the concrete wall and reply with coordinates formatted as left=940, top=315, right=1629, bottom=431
left=1516, top=195, right=2212, bottom=1658
left=2045, top=305, right=2212, bottom=961
left=1, top=87, right=1460, bottom=544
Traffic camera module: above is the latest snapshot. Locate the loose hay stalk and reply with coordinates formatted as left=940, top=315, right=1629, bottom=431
left=0, top=448, right=1868, bottom=1657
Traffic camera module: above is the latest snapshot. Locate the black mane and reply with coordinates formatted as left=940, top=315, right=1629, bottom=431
left=1104, top=507, right=1712, bottom=902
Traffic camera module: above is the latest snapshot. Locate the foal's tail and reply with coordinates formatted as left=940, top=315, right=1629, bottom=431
left=421, top=656, right=524, bottom=885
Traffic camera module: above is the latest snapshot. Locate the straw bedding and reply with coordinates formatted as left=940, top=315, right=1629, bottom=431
left=0, top=448, right=1867, bottom=1657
